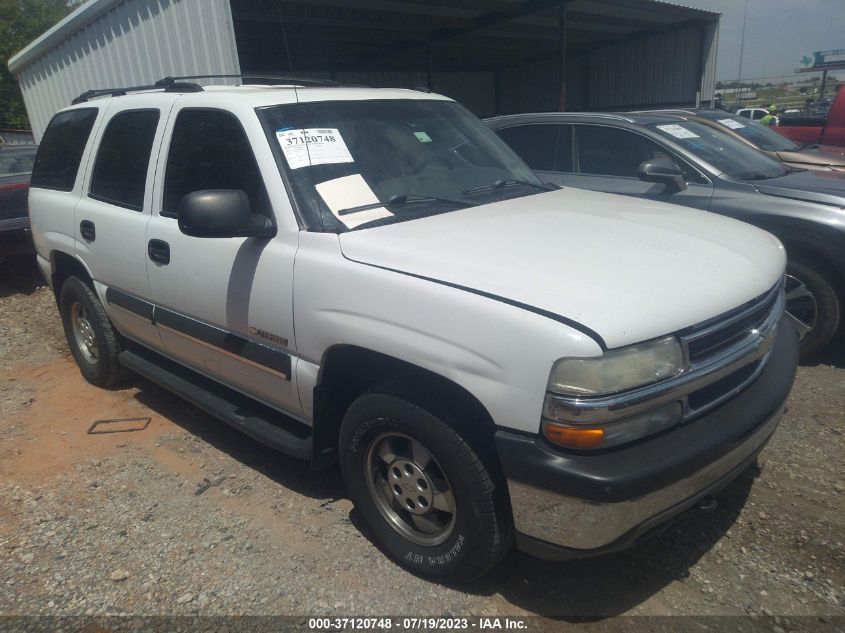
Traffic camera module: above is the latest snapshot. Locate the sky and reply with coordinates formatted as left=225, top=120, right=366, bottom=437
left=675, top=0, right=845, bottom=82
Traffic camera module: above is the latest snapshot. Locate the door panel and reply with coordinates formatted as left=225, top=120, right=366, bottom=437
left=566, top=124, right=714, bottom=211
left=75, top=99, right=173, bottom=348
left=146, top=107, right=300, bottom=416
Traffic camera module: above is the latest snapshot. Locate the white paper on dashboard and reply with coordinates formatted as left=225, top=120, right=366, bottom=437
left=656, top=124, right=699, bottom=139
left=276, top=128, right=354, bottom=169
left=717, top=118, right=746, bottom=130
left=315, top=174, right=394, bottom=229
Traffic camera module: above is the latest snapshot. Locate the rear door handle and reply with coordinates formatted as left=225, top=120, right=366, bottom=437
left=147, top=239, right=170, bottom=265
left=80, top=220, right=95, bottom=242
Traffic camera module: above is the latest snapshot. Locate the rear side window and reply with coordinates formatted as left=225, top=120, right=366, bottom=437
left=496, top=124, right=561, bottom=172
left=90, top=110, right=160, bottom=211
left=162, top=109, right=267, bottom=218
left=31, top=108, right=98, bottom=191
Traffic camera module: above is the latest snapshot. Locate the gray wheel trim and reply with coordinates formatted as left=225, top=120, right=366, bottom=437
left=365, top=431, right=457, bottom=547
left=70, top=301, right=99, bottom=364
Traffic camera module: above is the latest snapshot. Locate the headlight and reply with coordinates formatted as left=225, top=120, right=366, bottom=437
left=541, top=336, right=685, bottom=450
left=547, top=336, right=684, bottom=397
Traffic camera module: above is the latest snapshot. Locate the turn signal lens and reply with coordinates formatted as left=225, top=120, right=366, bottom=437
left=542, top=422, right=605, bottom=449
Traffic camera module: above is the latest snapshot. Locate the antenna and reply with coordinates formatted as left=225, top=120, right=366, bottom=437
left=277, top=6, right=324, bottom=230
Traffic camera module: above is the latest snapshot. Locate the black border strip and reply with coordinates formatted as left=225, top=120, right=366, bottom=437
left=155, top=307, right=292, bottom=379
left=105, top=287, right=291, bottom=380
left=105, top=287, right=154, bottom=322
left=350, top=260, right=607, bottom=350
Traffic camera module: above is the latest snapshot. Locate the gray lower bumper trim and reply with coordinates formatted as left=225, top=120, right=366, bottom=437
left=507, top=405, right=783, bottom=551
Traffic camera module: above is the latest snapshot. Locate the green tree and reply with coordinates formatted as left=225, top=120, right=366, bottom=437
left=0, top=0, right=73, bottom=128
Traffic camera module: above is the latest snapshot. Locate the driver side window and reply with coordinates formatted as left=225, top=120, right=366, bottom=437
left=162, top=109, right=269, bottom=218
left=572, top=125, right=705, bottom=184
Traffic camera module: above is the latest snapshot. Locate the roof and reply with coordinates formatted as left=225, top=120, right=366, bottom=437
left=485, top=111, right=689, bottom=126
left=10, top=0, right=721, bottom=75
left=62, top=84, right=453, bottom=112
left=632, top=108, right=741, bottom=120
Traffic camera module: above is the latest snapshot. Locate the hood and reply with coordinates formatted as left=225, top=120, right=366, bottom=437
left=776, top=144, right=845, bottom=169
left=753, top=170, right=845, bottom=207
left=339, top=188, right=785, bottom=349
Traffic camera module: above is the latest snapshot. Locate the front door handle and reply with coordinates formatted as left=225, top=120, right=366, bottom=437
left=80, top=220, right=95, bottom=242
left=148, top=239, right=170, bottom=265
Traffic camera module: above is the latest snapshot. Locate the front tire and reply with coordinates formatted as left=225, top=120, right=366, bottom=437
left=339, top=392, right=511, bottom=581
left=785, top=258, right=841, bottom=357
left=59, top=276, right=127, bottom=387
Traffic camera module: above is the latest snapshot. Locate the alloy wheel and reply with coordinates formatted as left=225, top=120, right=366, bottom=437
left=785, top=274, right=817, bottom=340
left=365, top=431, right=456, bottom=547
left=70, top=301, right=99, bottom=364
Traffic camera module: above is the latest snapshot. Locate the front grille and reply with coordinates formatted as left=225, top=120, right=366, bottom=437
left=683, top=286, right=780, bottom=366
left=678, top=282, right=784, bottom=419
left=687, top=359, right=761, bottom=411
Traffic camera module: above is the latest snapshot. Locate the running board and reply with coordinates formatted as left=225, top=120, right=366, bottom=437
left=118, top=347, right=312, bottom=461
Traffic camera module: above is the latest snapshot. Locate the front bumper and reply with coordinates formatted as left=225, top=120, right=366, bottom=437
left=495, top=320, right=798, bottom=558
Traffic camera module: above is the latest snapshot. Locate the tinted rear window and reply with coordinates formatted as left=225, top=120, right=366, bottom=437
left=90, top=110, right=160, bottom=210
left=31, top=108, right=98, bottom=191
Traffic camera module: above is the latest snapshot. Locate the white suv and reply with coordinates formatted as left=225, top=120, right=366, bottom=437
left=29, top=78, right=798, bottom=580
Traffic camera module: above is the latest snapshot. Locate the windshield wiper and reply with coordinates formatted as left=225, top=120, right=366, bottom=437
left=338, top=193, right=476, bottom=216
left=462, top=179, right=557, bottom=195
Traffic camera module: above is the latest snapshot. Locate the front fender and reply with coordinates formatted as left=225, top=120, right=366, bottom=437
left=293, top=233, right=601, bottom=434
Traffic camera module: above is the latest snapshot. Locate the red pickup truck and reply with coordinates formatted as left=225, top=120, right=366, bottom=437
left=776, top=88, right=845, bottom=147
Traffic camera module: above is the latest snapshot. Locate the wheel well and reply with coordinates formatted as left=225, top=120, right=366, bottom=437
left=50, top=250, right=90, bottom=298
left=312, top=345, right=498, bottom=469
left=781, top=241, right=845, bottom=296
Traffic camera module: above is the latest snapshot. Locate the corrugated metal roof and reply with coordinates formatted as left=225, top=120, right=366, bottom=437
left=14, top=0, right=240, bottom=139
left=9, top=0, right=720, bottom=134
left=11, top=0, right=720, bottom=76
left=647, top=0, right=720, bottom=16
left=8, top=0, right=122, bottom=74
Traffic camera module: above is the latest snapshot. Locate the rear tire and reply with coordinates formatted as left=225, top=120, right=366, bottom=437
left=59, top=276, right=127, bottom=387
left=785, top=258, right=841, bottom=358
left=339, top=392, right=511, bottom=581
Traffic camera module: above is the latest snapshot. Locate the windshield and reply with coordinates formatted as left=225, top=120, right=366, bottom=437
left=712, top=116, right=800, bottom=152
left=648, top=121, right=788, bottom=180
left=0, top=149, right=37, bottom=178
left=258, top=99, right=543, bottom=231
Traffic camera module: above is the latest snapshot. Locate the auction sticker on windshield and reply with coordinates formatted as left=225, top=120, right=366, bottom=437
left=656, top=124, right=700, bottom=139
left=276, top=128, right=354, bottom=169
left=718, top=118, right=746, bottom=130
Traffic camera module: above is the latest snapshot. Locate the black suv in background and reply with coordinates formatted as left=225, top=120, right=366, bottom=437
left=487, top=112, right=845, bottom=357
left=0, top=144, right=37, bottom=257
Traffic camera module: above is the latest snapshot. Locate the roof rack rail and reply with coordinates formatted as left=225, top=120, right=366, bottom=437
left=155, top=74, right=342, bottom=87
left=72, top=81, right=202, bottom=105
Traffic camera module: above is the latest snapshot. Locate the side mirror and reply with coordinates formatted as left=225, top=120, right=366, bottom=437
left=177, top=190, right=275, bottom=238
left=637, top=158, right=687, bottom=193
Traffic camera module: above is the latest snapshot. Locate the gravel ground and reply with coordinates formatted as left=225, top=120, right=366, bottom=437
left=0, top=255, right=843, bottom=627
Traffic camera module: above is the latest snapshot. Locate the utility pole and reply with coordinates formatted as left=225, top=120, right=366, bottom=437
left=558, top=0, right=568, bottom=111
left=736, top=0, right=749, bottom=105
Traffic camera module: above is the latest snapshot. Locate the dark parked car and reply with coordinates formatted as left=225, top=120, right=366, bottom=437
left=0, top=144, right=37, bottom=256
left=641, top=109, right=845, bottom=172
left=486, top=112, right=845, bottom=356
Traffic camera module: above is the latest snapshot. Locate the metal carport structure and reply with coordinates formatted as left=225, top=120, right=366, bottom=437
left=9, top=0, right=719, bottom=140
